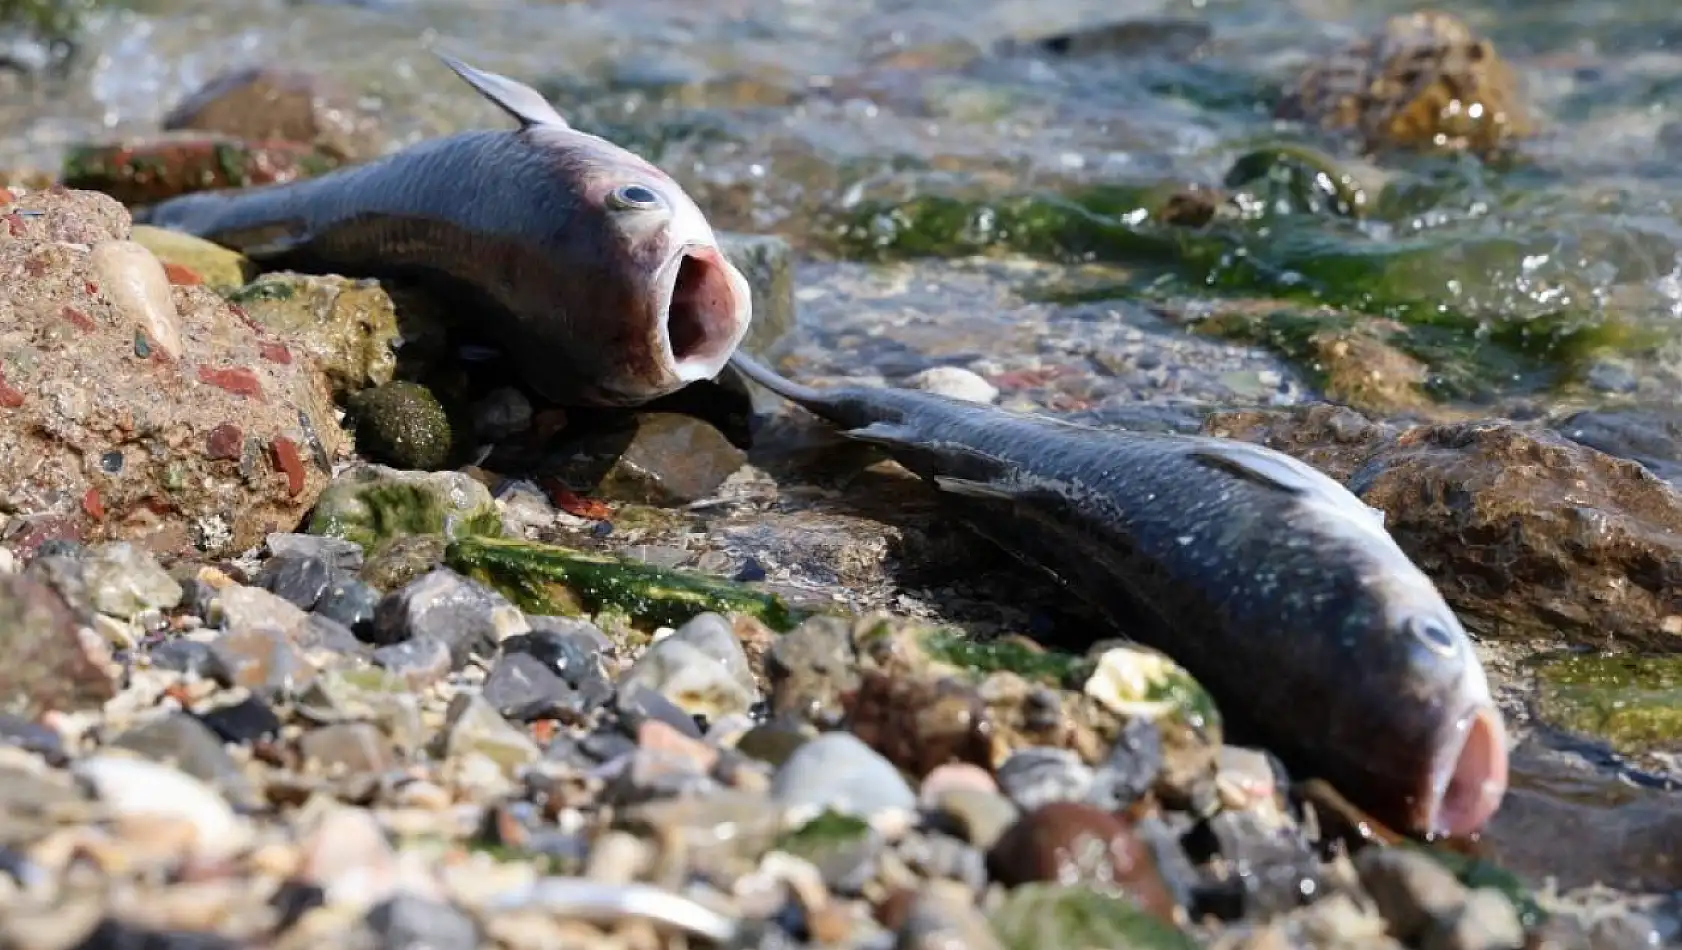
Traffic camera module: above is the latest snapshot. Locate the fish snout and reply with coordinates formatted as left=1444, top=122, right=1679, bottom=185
left=1423, top=702, right=1510, bottom=838
left=653, top=243, right=752, bottom=388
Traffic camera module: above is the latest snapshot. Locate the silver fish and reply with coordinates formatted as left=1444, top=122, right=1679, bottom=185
left=728, top=352, right=1510, bottom=839
left=139, top=52, right=753, bottom=407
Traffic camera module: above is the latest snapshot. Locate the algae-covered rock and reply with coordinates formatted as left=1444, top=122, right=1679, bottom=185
left=912, top=628, right=1089, bottom=687
left=129, top=225, right=254, bottom=291
left=1083, top=645, right=1221, bottom=739
left=1222, top=143, right=1386, bottom=220
left=348, top=382, right=458, bottom=471
left=308, top=465, right=501, bottom=552
left=1533, top=653, right=1682, bottom=756
left=225, top=272, right=410, bottom=399
left=63, top=134, right=344, bottom=207
left=987, top=883, right=1198, bottom=950
left=443, top=534, right=799, bottom=632
left=1275, top=10, right=1531, bottom=158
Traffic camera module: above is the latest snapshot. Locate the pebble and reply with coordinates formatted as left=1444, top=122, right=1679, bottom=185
left=473, top=387, right=533, bottom=441
left=367, top=895, right=481, bottom=950
left=192, top=692, right=282, bottom=744
left=88, top=239, right=184, bottom=360
left=371, top=568, right=530, bottom=666
left=1422, top=888, right=1526, bottom=950
left=267, top=532, right=366, bottom=571
left=904, top=365, right=1000, bottom=404
left=986, top=802, right=1178, bottom=922
left=995, top=746, right=1094, bottom=810
left=107, top=712, right=254, bottom=803
left=771, top=731, right=916, bottom=818
left=71, top=754, right=250, bottom=861
left=618, top=636, right=759, bottom=721
left=437, top=693, right=541, bottom=777
left=483, top=652, right=579, bottom=721
left=314, top=575, right=381, bottom=636
left=372, top=636, right=454, bottom=688
left=928, top=788, right=1019, bottom=851
left=255, top=552, right=333, bottom=609
left=79, top=541, right=184, bottom=618
left=1355, top=846, right=1471, bottom=943
left=299, top=721, right=396, bottom=774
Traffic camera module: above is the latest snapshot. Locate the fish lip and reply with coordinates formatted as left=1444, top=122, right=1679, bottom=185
left=651, top=241, right=752, bottom=386
left=1419, top=700, right=1510, bottom=838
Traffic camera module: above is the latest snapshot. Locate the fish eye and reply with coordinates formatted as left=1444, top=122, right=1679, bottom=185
left=1405, top=615, right=1460, bottom=658
left=608, top=184, right=663, bottom=211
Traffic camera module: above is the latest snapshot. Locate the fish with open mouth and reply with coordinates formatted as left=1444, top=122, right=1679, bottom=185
left=138, top=52, right=752, bottom=407
left=728, top=351, right=1510, bottom=839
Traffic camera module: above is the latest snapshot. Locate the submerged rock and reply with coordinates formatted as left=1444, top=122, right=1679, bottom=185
left=1276, top=10, right=1531, bottom=157
left=1533, top=653, right=1682, bottom=756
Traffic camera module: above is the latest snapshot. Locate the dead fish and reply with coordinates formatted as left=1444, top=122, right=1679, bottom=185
left=138, top=52, right=752, bottom=407
left=728, top=352, right=1510, bottom=839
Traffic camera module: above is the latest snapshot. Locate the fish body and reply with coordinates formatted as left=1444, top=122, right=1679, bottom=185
left=729, top=352, right=1510, bottom=838
left=139, top=53, right=752, bottom=407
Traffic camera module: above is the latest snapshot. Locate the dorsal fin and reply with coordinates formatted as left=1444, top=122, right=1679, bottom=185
left=1188, top=439, right=1386, bottom=524
left=435, top=51, right=570, bottom=130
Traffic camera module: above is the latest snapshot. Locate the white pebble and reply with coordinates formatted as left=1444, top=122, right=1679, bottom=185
left=71, top=754, right=250, bottom=861
left=905, top=366, right=999, bottom=404
left=88, top=240, right=184, bottom=360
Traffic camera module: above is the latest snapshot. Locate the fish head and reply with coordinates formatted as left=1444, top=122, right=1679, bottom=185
left=555, top=140, right=753, bottom=405
left=1358, top=570, right=1510, bottom=841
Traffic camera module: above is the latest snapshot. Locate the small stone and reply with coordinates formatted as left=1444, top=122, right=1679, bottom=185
left=1090, top=718, right=1167, bottom=810
left=72, top=754, right=250, bottom=861
left=161, top=66, right=383, bottom=161
left=894, top=883, right=1005, bottom=950
left=193, top=693, right=283, bottom=744
left=0, top=573, right=116, bottom=718
left=297, top=805, right=400, bottom=910
left=619, top=636, right=759, bottom=721
left=1355, top=846, right=1470, bottom=943
left=149, top=638, right=220, bottom=677
left=987, top=802, right=1178, bottom=923
left=366, top=895, right=480, bottom=950
left=996, top=747, right=1094, bottom=811
left=108, top=712, right=255, bottom=804
left=89, top=239, right=184, bottom=360
left=80, top=541, right=184, bottom=618
left=614, top=680, right=705, bottom=739
left=371, top=636, right=453, bottom=689
left=0, top=712, right=66, bottom=763
left=300, top=722, right=396, bottom=775
left=771, top=731, right=916, bottom=818
left=208, top=625, right=316, bottom=698
left=371, top=568, right=530, bottom=667
left=210, top=583, right=311, bottom=636
left=349, top=381, right=457, bottom=470
left=919, top=762, right=999, bottom=802
left=256, top=553, right=333, bottom=609
left=130, top=224, right=253, bottom=290
left=294, top=668, right=425, bottom=752
left=315, top=575, right=381, bottom=636
left=1422, top=889, right=1524, bottom=950
left=437, top=692, right=541, bottom=776
left=309, top=464, right=497, bottom=552
left=930, top=789, right=1020, bottom=851
left=905, top=365, right=999, bottom=404
left=267, top=532, right=365, bottom=571
left=483, top=652, right=579, bottom=721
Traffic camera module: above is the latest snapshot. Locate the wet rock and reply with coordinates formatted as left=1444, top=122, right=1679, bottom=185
left=227, top=272, right=418, bottom=400
left=771, top=730, right=917, bottom=817
left=0, top=572, right=115, bottom=717
left=371, top=567, right=529, bottom=666
left=255, top=552, right=332, bottom=609
left=148, top=638, right=220, bottom=677
left=1531, top=653, right=1682, bottom=757
left=928, top=787, right=1019, bottom=852
left=1355, top=847, right=1470, bottom=944
left=987, top=802, right=1178, bottom=923
left=1276, top=10, right=1530, bottom=157
left=1554, top=405, right=1682, bottom=488
left=64, top=133, right=344, bottom=206
left=483, top=652, right=578, bottom=721
left=348, top=381, right=458, bottom=471
left=614, top=680, right=704, bottom=740
left=995, top=747, right=1095, bottom=811
left=0, top=188, right=347, bottom=558
left=547, top=412, right=747, bottom=506
left=1006, top=15, right=1213, bottom=59
left=437, top=693, right=541, bottom=777
left=129, top=224, right=253, bottom=291
left=1307, top=327, right=1431, bottom=416
left=1202, top=809, right=1320, bottom=918
left=719, top=231, right=795, bottom=356
left=309, top=464, right=500, bottom=552
left=1204, top=406, right=1682, bottom=650
left=78, top=540, right=183, bottom=618
left=161, top=65, right=385, bottom=162
left=502, top=618, right=614, bottom=708
left=905, top=365, right=999, bottom=404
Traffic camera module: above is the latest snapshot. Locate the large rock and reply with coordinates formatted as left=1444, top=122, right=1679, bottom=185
left=0, top=186, right=349, bottom=559
left=0, top=573, right=116, bottom=718
left=1203, top=405, right=1682, bottom=651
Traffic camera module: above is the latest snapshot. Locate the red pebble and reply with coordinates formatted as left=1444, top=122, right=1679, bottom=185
left=258, top=342, right=292, bottom=364
left=541, top=480, right=612, bottom=520
left=81, top=488, right=105, bottom=521
left=0, top=187, right=12, bottom=205
left=162, top=262, right=202, bottom=286
left=60, top=306, right=96, bottom=332
left=197, top=365, right=263, bottom=399
left=270, top=436, right=306, bottom=497
left=0, top=370, right=23, bottom=408
left=84, top=280, right=99, bottom=296
left=205, top=423, right=243, bottom=460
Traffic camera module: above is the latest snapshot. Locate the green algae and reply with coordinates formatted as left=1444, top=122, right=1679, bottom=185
left=444, top=534, right=802, bottom=633
left=916, top=628, right=1092, bottom=687
left=1407, top=844, right=1547, bottom=929
left=1533, top=653, right=1682, bottom=756
left=988, top=883, right=1198, bottom=950
left=347, top=381, right=458, bottom=471
left=308, top=467, right=502, bottom=552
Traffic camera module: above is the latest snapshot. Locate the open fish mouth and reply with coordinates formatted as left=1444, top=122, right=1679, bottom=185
left=1422, top=702, right=1510, bottom=838
left=655, top=242, right=752, bottom=384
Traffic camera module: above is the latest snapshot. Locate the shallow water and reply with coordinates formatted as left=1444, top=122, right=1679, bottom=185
left=4, top=0, right=1682, bottom=902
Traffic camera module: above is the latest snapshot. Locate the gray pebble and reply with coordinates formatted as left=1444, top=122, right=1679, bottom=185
left=473, top=387, right=533, bottom=441
left=483, top=652, right=579, bottom=722
left=372, top=568, right=529, bottom=667
left=107, top=712, right=254, bottom=806
left=771, top=731, right=915, bottom=817
left=255, top=553, right=332, bottom=610
left=898, top=832, right=987, bottom=892
left=995, top=747, right=1094, bottom=811
left=928, top=789, right=1019, bottom=851
left=619, top=636, right=758, bottom=721
left=149, top=638, right=221, bottom=678
left=614, top=680, right=704, bottom=739
left=315, top=576, right=381, bottom=636
left=266, top=532, right=364, bottom=571
left=372, top=637, right=454, bottom=689
left=668, top=612, right=756, bottom=691
left=366, top=894, right=480, bottom=950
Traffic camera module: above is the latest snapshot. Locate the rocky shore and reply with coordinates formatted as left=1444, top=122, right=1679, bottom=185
left=1, top=4, right=1681, bottom=950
